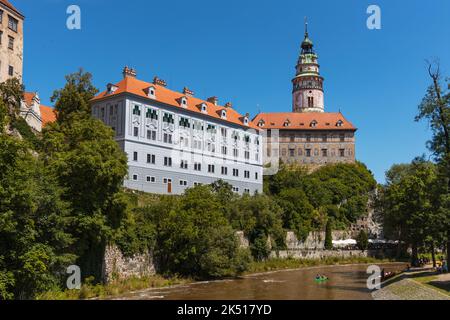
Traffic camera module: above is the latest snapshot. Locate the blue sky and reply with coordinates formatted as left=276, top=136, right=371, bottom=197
left=16, top=0, right=450, bottom=183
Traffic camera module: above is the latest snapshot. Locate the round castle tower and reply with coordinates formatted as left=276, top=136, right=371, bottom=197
left=292, top=21, right=325, bottom=113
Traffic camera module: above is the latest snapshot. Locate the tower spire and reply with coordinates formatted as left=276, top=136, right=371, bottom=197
left=304, top=17, right=308, bottom=37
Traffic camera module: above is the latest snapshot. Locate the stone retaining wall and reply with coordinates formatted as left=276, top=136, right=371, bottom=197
left=102, top=244, right=156, bottom=283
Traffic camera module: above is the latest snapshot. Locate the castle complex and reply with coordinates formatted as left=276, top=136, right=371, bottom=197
left=253, top=23, right=356, bottom=167
left=1, top=0, right=357, bottom=195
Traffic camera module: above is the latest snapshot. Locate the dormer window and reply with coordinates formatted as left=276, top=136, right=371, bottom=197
left=145, top=86, right=156, bottom=98
left=199, top=103, right=207, bottom=114
left=310, top=120, right=318, bottom=128
left=179, top=96, right=188, bottom=108
left=107, top=83, right=118, bottom=94
left=284, top=119, right=291, bottom=127
left=243, top=117, right=249, bottom=126
left=336, top=120, right=344, bottom=127
left=258, top=120, right=265, bottom=127
left=221, top=109, right=227, bottom=119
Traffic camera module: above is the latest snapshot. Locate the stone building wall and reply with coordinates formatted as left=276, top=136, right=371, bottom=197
left=0, top=1, right=24, bottom=83
left=276, top=130, right=356, bottom=165
left=102, top=244, right=155, bottom=284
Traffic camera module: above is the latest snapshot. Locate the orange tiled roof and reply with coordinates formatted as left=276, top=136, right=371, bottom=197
left=39, top=105, right=57, bottom=127
left=23, top=92, right=36, bottom=107
left=252, top=112, right=357, bottom=131
left=0, top=0, right=24, bottom=18
left=23, top=92, right=57, bottom=127
left=92, top=76, right=259, bottom=130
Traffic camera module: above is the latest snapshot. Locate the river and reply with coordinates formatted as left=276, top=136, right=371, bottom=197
left=115, top=263, right=406, bottom=300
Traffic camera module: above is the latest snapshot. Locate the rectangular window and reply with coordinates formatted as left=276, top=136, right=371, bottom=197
left=147, top=154, right=155, bottom=164
left=147, top=130, right=156, bottom=140
left=233, top=169, right=239, bottom=177
left=221, top=146, right=227, bottom=155
left=146, top=176, right=156, bottom=183
left=180, top=160, right=188, bottom=169
left=163, top=178, right=172, bottom=184
left=207, top=142, right=215, bottom=153
left=255, top=172, right=258, bottom=180
left=221, top=128, right=227, bottom=138
left=289, top=149, right=295, bottom=157
left=133, top=127, right=139, bottom=137
left=339, top=149, right=345, bottom=157
left=0, top=10, right=3, bottom=23
left=208, top=164, right=215, bottom=173
left=163, top=133, right=173, bottom=144
left=133, top=152, right=138, bottom=161
left=0, top=31, right=3, bottom=45
left=244, top=188, right=250, bottom=194
left=132, top=105, right=141, bottom=116
left=179, top=180, right=188, bottom=186
left=322, top=149, right=328, bottom=157
left=163, top=112, right=174, bottom=124
left=132, top=174, right=138, bottom=181
left=232, top=186, right=239, bottom=193
left=194, top=163, right=201, bottom=171
left=244, top=151, right=250, bottom=160
left=305, top=149, right=311, bottom=157
left=8, top=65, right=13, bottom=76
left=8, top=16, right=18, bottom=32
left=221, top=166, right=228, bottom=175
left=146, top=108, right=158, bottom=120
left=179, top=116, right=190, bottom=128
left=233, top=148, right=239, bottom=157
left=244, top=171, right=250, bottom=179
left=164, top=157, right=172, bottom=167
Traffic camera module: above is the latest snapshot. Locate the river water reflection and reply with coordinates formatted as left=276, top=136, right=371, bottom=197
left=117, top=263, right=406, bottom=300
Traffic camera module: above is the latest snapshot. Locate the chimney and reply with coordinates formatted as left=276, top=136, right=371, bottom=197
left=224, top=102, right=232, bottom=109
left=123, top=66, right=137, bottom=78
left=207, top=96, right=218, bottom=105
left=153, top=76, right=167, bottom=87
left=245, top=112, right=250, bottom=118
left=183, top=87, right=194, bottom=97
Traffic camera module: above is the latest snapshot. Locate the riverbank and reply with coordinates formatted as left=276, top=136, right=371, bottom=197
left=38, top=255, right=395, bottom=300
left=37, top=275, right=192, bottom=300
left=246, top=256, right=394, bottom=274
left=372, top=268, right=450, bottom=300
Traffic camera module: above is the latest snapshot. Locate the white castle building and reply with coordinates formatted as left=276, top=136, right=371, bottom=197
left=91, top=67, right=263, bottom=195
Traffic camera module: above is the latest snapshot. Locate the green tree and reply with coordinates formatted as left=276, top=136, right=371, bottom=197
left=276, top=188, right=314, bottom=241
left=356, top=230, right=369, bottom=251
left=152, top=186, right=251, bottom=278
left=415, top=62, right=449, bottom=267
left=324, top=220, right=333, bottom=250
left=51, top=69, right=98, bottom=123
left=42, top=70, right=127, bottom=281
